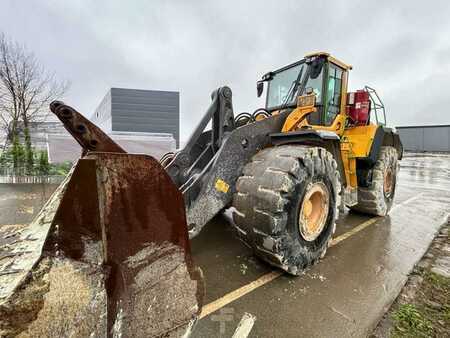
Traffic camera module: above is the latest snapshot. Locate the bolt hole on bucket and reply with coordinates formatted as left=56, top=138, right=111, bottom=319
left=59, top=107, right=73, bottom=119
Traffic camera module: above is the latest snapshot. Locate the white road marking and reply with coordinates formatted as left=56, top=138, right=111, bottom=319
left=231, top=312, right=256, bottom=338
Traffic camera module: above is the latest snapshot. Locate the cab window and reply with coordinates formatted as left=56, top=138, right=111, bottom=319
left=304, top=60, right=325, bottom=125
left=325, top=65, right=343, bottom=125
left=305, top=67, right=323, bottom=104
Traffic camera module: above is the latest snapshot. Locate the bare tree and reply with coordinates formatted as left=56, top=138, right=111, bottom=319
left=0, top=33, right=68, bottom=143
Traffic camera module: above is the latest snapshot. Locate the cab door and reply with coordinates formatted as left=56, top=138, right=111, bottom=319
left=324, top=63, right=344, bottom=125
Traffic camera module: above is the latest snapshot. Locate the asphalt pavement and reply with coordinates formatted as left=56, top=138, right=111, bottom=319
left=191, top=153, right=450, bottom=337
left=0, top=153, right=448, bottom=337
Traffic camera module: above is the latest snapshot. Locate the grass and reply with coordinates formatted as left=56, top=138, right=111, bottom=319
left=392, top=304, right=432, bottom=337
left=387, top=223, right=450, bottom=338
left=390, top=269, right=450, bottom=337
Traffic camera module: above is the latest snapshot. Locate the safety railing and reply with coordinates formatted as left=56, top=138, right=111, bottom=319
left=365, top=86, right=387, bottom=126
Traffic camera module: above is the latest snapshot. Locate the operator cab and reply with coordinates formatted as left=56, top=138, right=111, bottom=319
left=257, top=52, right=352, bottom=127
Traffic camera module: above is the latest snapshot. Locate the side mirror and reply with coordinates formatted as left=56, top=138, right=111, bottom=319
left=257, top=81, right=264, bottom=97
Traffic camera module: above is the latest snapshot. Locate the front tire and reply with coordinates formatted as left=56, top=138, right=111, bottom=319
left=232, top=145, right=341, bottom=275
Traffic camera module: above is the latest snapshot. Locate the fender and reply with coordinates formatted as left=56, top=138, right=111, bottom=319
left=356, top=126, right=403, bottom=187
left=361, top=126, right=403, bottom=167
left=270, top=129, right=347, bottom=186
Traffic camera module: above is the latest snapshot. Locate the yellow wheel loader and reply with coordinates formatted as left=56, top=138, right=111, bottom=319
left=0, top=52, right=402, bottom=337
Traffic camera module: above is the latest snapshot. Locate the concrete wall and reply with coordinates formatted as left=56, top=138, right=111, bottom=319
left=397, top=125, right=450, bottom=152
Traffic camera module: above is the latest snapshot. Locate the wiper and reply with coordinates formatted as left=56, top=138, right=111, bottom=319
left=293, top=65, right=313, bottom=105
left=290, top=66, right=305, bottom=100
left=280, top=81, right=296, bottom=107
left=280, top=66, right=304, bottom=110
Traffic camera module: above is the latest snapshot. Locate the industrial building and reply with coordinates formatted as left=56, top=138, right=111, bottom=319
left=396, top=125, right=450, bottom=152
left=92, top=88, right=180, bottom=146
left=45, top=88, right=180, bottom=163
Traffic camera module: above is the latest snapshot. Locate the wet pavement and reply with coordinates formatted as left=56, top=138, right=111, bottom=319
left=0, top=183, right=58, bottom=225
left=190, top=153, right=450, bottom=337
left=0, top=153, right=449, bottom=337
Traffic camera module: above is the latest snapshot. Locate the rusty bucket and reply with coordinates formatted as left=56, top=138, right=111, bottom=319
left=0, top=103, right=203, bottom=337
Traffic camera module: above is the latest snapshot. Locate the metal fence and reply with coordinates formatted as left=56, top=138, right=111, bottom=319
left=396, top=125, right=450, bottom=152
left=0, top=175, right=64, bottom=184
left=0, top=167, right=64, bottom=184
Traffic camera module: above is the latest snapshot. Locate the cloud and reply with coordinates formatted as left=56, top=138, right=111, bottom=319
left=1, top=0, right=449, bottom=140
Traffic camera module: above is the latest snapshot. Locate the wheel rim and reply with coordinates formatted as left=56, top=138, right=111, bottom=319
left=298, top=182, right=330, bottom=242
left=384, top=167, right=394, bottom=198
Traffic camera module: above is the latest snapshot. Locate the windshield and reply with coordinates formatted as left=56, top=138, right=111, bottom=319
left=266, top=62, right=324, bottom=110
left=266, top=63, right=304, bottom=109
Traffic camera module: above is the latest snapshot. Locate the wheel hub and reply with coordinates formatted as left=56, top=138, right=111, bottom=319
left=298, top=182, right=330, bottom=242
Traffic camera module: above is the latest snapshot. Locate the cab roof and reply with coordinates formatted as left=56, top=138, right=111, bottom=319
left=262, top=51, right=352, bottom=81
left=304, top=51, right=353, bottom=70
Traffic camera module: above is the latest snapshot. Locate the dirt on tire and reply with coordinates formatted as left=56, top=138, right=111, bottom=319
left=232, top=145, right=341, bottom=275
left=350, top=146, right=399, bottom=216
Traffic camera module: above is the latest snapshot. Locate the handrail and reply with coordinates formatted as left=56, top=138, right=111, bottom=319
left=364, top=86, right=386, bottom=126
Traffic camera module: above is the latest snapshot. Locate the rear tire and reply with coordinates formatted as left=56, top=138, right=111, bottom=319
left=232, top=145, right=341, bottom=275
left=350, top=146, right=399, bottom=216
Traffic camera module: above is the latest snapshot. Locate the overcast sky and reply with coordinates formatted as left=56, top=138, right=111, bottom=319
left=2, top=1, right=450, bottom=141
